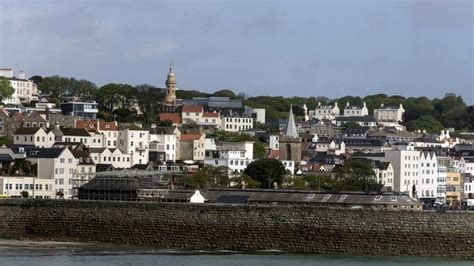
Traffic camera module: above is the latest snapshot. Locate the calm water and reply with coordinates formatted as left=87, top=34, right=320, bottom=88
left=0, top=240, right=470, bottom=266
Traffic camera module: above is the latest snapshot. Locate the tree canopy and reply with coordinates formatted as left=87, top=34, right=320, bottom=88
left=244, top=159, right=287, bottom=189
left=0, top=77, right=15, bottom=103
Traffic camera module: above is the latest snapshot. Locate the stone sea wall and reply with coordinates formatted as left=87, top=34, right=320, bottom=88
left=0, top=199, right=472, bottom=259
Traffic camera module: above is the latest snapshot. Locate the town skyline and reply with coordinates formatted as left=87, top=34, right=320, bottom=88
left=1, top=0, right=472, bottom=102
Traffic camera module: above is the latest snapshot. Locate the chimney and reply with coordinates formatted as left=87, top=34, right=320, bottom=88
left=346, top=102, right=349, bottom=107
left=18, top=71, right=26, bottom=80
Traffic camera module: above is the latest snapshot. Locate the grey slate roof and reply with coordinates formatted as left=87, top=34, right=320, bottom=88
left=25, top=147, right=65, bottom=158
left=14, top=127, right=42, bottom=135
left=336, top=116, right=376, bottom=122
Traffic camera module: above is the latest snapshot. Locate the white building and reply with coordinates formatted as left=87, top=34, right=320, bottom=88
left=204, top=141, right=255, bottom=175
left=281, top=160, right=295, bottom=174
left=418, top=151, right=438, bottom=201
left=373, top=103, right=405, bottom=123
left=221, top=116, right=254, bottom=132
left=464, top=175, right=474, bottom=207
left=372, top=147, right=437, bottom=200
left=0, top=68, right=38, bottom=105
left=251, top=108, right=266, bottom=124
left=13, top=127, right=55, bottom=148
left=89, top=148, right=131, bottom=169
left=269, top=135, right=279, bottom=150
left=75, top=120, right=119, bottom=149
left=149, top=127, right=177, bottom=162
left=118, top=126, right=149, bottom=166
left=371, top=161, right=395, bottom=191
left=0, top=176, right=54, bottom=199
left=343, top=102, right=368, bottom=117
left=309, top=102, right=340, bottom=120
left=26, top=147, right=78, bottom=199
left=459, top=157, right=474, bottom=175
left=70, top=149, right=96, bottom=189
left=437, top=166, right=447, bottom=204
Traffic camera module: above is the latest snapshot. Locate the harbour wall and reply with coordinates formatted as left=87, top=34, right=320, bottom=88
left=0, top=199, right=472, bottom=259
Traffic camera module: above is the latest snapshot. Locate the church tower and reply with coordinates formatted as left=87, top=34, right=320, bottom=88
left=164, top=63, right=177, bottom=104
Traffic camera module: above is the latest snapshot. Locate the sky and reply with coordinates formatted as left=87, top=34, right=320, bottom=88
left=0, top=0, right=472, bottom=103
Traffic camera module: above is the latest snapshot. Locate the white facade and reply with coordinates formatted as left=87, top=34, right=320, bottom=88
left=310, top=102, right=340, bottom=120
left=377, top=148, right=437, bottom=199
left=372, top=162, right=395, bottom=191
left=418, top=152, right=438, bottom=200
left=373, top=104, right=405, bottom=122
left=269, top=135, right=279, bottom=150
left=204, top=141, right=254, bottom=174
left=251, top=108, right=266, bottom=124
left=118, top=128, right=149, bottom=166
left=221, top=116, right=254, bottom=132
left=343, top=102, right=368, bottom=117
left=0, top=176, right=54, bottom=199
left=459, top=157, right=474, bottom=175
left=149, top=132, right=177, bottom=162
left=14, top=128, right=54, bottom=148
left=0, top=69, right=38, bottom=105
left=28, top=148, right=78, bottom=199
left=437, top=166, right=447, bottom=204
left=281, top=160, right=295, bottom=174
left=90, top=148, right=132, bottom=169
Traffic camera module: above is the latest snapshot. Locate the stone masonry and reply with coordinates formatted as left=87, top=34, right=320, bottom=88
left=0, top=199, right=472, bottom=259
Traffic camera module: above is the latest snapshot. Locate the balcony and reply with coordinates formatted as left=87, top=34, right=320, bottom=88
left=136, top=145, right=148, bottom=151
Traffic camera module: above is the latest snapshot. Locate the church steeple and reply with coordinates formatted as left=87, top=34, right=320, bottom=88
left=284, top=105, right=299, bottom=138
left=164, top=62, right=177, bottom=104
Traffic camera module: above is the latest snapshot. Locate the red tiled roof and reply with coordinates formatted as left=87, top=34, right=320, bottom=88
left=267, top=149, right=280, bottom=159
left=75, top=120, right=118, bottom=131
left=182, top=105, right=203, bottom=113
left=203, top=112, right=219, bottom=118
left=181, top=133, right=202, bottom=141
left=160, top=113, right=182, bottom=124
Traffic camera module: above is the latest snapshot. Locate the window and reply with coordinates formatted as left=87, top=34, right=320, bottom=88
left=338, top=195, right=348, bottom=201
left=390, top=196, right=397, bottom=201
left=322, top=194, right=331, bottom=201
left=374, top=195, right=382, bottom=201
left=305, top=194, right=315, bottom=200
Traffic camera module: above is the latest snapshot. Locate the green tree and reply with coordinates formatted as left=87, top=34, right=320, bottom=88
left=244, top=159, right=286, bottom=189
left=39, top=76, right=96, bottom=100
left=135, top=84, right=165, bottom=125
left=20, top=191, right=29, bottom=198
left=333, top=160, right=379, bottom=192
left=231, top=173, right=261, bottom=188
left=0, top=136, right=13, bottom=146
left=184, top=165, right=230, bottom=189
left=0, top=77, right=15, bottom=103
left=405, top=115, right=444, bottom=133
left=213, top=89, right=237, bottom=98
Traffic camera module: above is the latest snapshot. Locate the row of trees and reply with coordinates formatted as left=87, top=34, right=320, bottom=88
left=180, top=159, right=381, bottom=192
left=25, top=75, right=473, bottom=132
left=245, top=93, right=473, bottom=132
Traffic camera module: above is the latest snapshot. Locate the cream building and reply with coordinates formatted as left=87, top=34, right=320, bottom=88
left=26, top=148, right=78, bottom=199
left=343, top=102, right=368, bottom=117
left=309, top=102, right=340, bottom=120
left=221, top=116, right=254, bottom=132
left=373, top=103, right=405, bottom=123
left=118, top=126, right=149, bottom=166
left=13, top=127, right=55, bottom=148
left=0, top=176, right=54, bottom=199
left=0, top=68, right=38, bottom=105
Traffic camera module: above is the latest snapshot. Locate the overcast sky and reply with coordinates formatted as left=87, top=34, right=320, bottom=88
left=0, top=0, right=472, bottom=102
